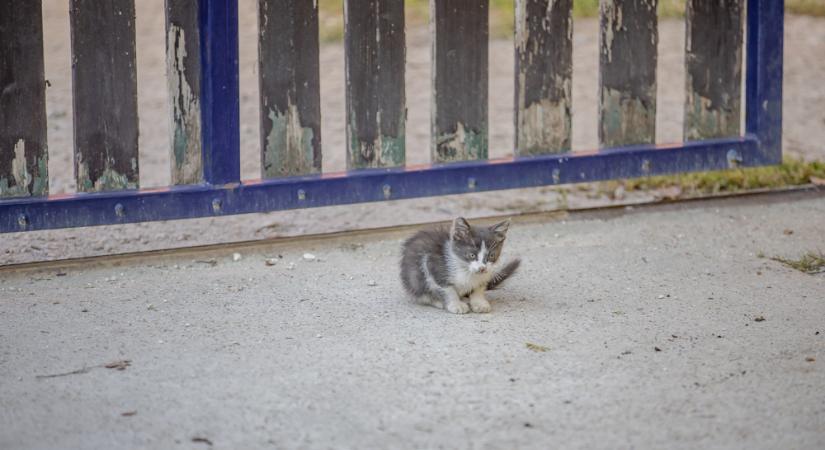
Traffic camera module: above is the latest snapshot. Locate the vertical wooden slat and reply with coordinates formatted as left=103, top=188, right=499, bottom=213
left=0, top=0, right=48, bottom=198
left=598, top=0, right=658, bottom=148
left=165, top=0, right=202, bottom=184
left=515, top=0, right=573, bottom=155
left=344, top=0, right=405, bottom=169
left=259, top=0, right=322, bottom=177
left=431, top=0, right=488, bottom=163
left=684, top=0, right=743, bottom=141
left=70, top=0, right=139, bottom=192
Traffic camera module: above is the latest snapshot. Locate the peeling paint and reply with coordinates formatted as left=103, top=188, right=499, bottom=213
left=684, top=91, right=739, bottom=141
left=166, top=24, right=202, bottom=185
left=600, top=87, right=656, bottom=147
left=515, top=0, right=572, bottom=155
left=598, top=0, right=657, bottom=148
left=347, top=113, right=405, bottom=169
left=683, top=0, right=742, bottom=141
left=31, top=153, right=48, bottom=196
left=431, top=0, right=488, bottom=164
left=263, top=102, right=318, bottom=177
left=1, top=140, right=31, bottom=197
left=518, top=97, right=571, bottom=155
left=434, top=122, right=488, bottom=162
left=602, top=0, right=618, bottom=63
left=344, top=0, right=406, bottom=169
left=514, top=0, right=529, bottom=54
left=0, top=139, right=48, bottom=198
left=76, top=152, right=137, bottom=192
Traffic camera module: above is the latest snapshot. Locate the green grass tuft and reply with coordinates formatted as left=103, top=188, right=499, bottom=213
left=770, top=252, right=825, bottom=274
left=598, top=158, right=825, bottom=198
left=787, top=0, right=825, bottom=16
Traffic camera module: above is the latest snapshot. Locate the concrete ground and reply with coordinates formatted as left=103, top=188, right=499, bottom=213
left=1, top=191, right=824, bottom=449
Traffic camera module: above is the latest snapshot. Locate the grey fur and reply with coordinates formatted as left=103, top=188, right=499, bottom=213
left=400, top=217, right=520, bottom=313
left=487, top=259, right=521, bottom=290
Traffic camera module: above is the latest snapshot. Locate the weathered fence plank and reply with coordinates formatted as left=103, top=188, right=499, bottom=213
left=431, top=0, right=488, bottom=162
left=344, top=0, right=405, bottom=169
left=165, top=0, right=202, bottom=184
left=258, top=0, right=322, bottom=177
left=684, top=0, right=743, bottom=141
left=515, top=0, right=573, bottom=155
left=599, top=0, right=658, bottom=148
left=70, top=0, right=139, bottom=192
left=0, top=0, right=48, bottom=198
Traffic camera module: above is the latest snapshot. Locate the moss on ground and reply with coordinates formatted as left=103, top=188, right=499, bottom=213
left=597, top=158, right=825, bottom=198
left=770, top=252, right=825, bottom=274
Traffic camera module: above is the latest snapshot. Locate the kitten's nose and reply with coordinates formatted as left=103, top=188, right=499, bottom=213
left=478, top=266, right=487, bottom=273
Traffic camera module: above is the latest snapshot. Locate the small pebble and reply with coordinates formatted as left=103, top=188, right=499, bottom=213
left=287, top=263, right=296, bottom=270
left=303, top=253, right=316, bottom=261
left=265, top=258, right=278, bottom=266
left=367, top=280, right=377, bottom=286
left=232, top=253, right=242, bottom=262
left=657, top=295, right=665, bottom=299
left=805, top=356, right=815, bottom=362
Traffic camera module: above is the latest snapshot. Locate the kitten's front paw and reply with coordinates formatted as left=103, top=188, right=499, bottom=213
left=470, top=298, right=492, bottom=313
left=445, top=300, right=470, bottom=314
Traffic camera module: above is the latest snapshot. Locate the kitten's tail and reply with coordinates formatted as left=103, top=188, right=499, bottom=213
left=487, top=259, right=521, bottom=290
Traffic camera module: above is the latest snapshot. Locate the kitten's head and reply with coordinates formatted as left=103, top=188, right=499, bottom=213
left=449, top=217, right=511, bottom=274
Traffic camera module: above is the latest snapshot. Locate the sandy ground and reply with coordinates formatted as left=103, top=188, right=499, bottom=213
left=1, top=191, right=824, bottom=449
left=1, top=4, right=824, bottom=265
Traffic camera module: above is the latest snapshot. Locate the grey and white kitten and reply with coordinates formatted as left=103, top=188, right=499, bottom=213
left=400, top=217, right=520, bottom=314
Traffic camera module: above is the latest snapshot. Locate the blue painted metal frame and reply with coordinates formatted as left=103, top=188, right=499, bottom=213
left=745, top=0, right=783, bottom=164
left=199, top=0, right=240, bottom=185
left=0, top=0, right=783, bottom=233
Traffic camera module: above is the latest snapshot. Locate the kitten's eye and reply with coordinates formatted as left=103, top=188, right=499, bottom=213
left=467, top=253, right=476, bottom=259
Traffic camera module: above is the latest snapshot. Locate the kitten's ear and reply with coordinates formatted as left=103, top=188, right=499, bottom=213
left=490, top=219, right=511, bottom=240
left=450, top=217, right=472, bottom=241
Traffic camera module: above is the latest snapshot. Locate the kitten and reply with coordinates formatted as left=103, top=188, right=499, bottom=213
left=400, top=217, right=521, bottom=314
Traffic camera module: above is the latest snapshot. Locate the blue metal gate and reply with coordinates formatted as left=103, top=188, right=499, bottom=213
left=0, top=0, right=783, bottom=233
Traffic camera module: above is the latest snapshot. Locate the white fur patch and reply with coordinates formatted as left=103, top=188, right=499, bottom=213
left=446, top=241, right=494, bottom=297
left=468, top=241, right=489, bottom=274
